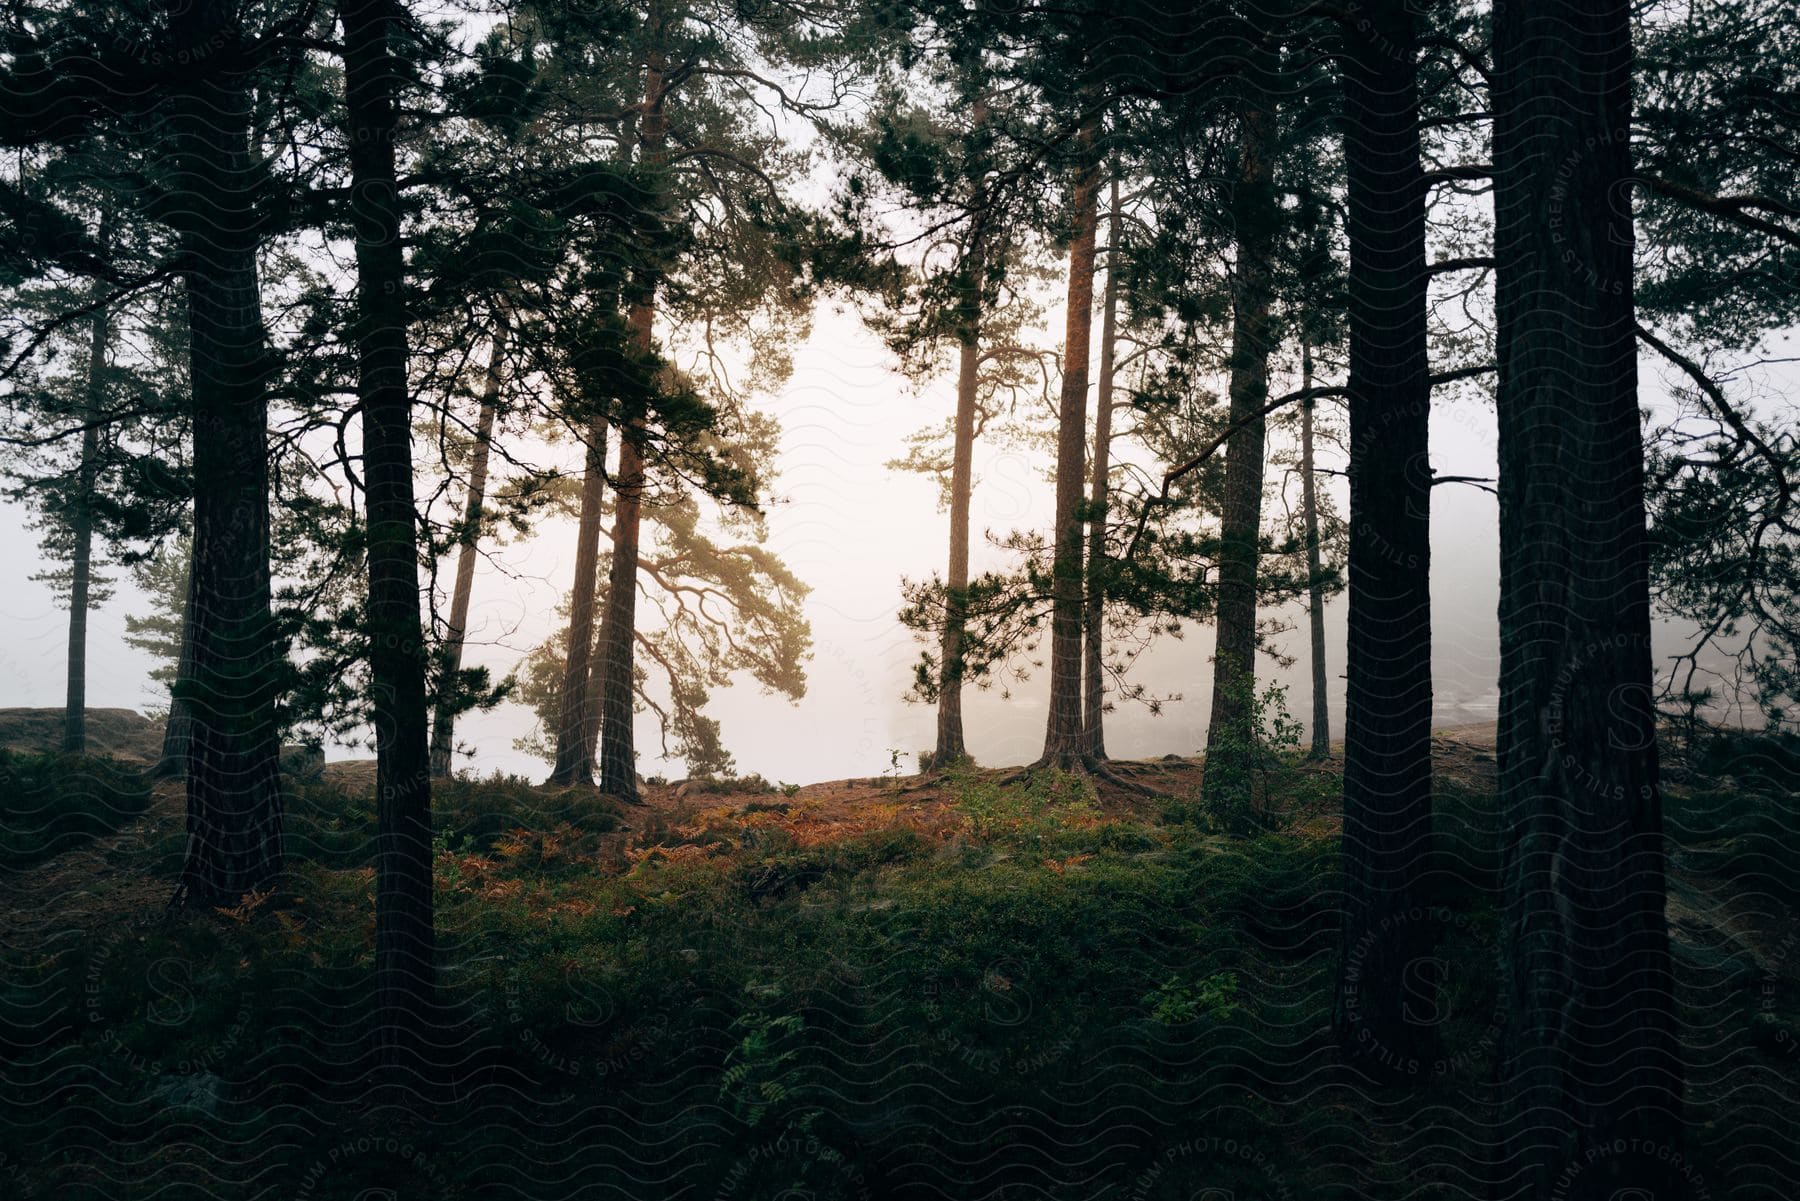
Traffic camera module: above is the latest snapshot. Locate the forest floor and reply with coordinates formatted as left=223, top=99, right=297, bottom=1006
left=0, top=718, right=1795, bottom=1200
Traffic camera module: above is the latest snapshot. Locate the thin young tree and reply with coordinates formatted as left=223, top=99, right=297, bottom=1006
left=934, top=226, right=985, bottom=767
left=1298, top=342, right=1329, bottom=760
left=429, top=311, right=508, bottom=778
left=1494, top=0, right=1683, bottom=1192
left=59, top=284, right=108, bottom=753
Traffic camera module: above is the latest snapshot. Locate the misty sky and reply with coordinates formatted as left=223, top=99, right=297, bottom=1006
left=2, top=299, right=1787, bottom=783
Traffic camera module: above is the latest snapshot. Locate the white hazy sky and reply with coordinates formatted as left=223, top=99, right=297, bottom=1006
left=2, top=299, right=1789, bottom=783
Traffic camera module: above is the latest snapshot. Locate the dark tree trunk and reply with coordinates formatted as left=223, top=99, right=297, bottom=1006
left=1494, top=1, right=1683, bottom=1194
left=168, top=0, right=283, bottom=907
left=594, top=427, right=644, bottom=801
left=1200, top=100, right=1278, bottom=818
left=343, top=0, right=436, bottom=1078
left=1333, top=0, right=1437, bottom=1077
left=1299, top=343, right=1329, bottom=761
left=155, top=542, right=199, bottom=778
left=593, top=51, right=666, bottom=804
left=580, top=589, right=606, bottom=773
left=549, top=420, right=608, bottom=785
left=1039, top=114, right=1101, bottom=768
left=1082, top=177, right=1122, bottom=759
left=934, top=243, right=983, bottom=768
left=429, top=311, right=508, bottom=778
left=62, top=297, right=108, bottom=755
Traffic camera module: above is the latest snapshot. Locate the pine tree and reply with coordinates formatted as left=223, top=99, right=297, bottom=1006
left=1494, top=0, right=1684, bottom=1191
left=1333, top=0, right=1439, bottom=1075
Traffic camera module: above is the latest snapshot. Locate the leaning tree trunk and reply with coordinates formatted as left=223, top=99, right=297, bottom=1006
left=1082, top=177, right=1122, bottom=759
left=1299, top=343, right=1330, bottom=761
left=429, top=311, right=508, bottom=778
left=593, top=51, right=667, bottom=804
left=549, top=421, right=609, bottom=785
left=62, top=294, right=108, bottom=755
left=155, top=543, right=199, bottom=778
left=1038, top=113, right=1101, bottom=769
left=169, top=0, right=283, bottom=907
left=344, top=0, right=436, bottom=1079
left=1333, top=0, right=1437, bottom=1078
left=934, top=238, right=984, bottom=768
left=1200, top=100, right=1278, bottom=820
left=1494, top=0, right=1683, bottom=1195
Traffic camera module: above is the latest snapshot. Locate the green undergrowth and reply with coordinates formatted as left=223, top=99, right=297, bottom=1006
left=0, top=739, right=1793, bottom=1199
left=0, top=750, right=151, bottom=868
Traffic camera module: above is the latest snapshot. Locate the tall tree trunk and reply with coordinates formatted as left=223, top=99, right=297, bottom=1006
left=933, top=99, right=992, bottom=771
left=1334, top=0, right=1437, bottom=1077
left=1082, top=176, right=1122, bottom=759
left=62, top=294, right=108, bottom=755
left=1299, top=342, right=1329, bottom=761
left=1494, top=1, right=1682, bottom=1194
left=343, top=0, right=436, bottom=1078
left=1200, top=100, right=1278, bottom=818
left=594, top=429, right=645, bottom=801
left=594, top=51, right=667, bottom=804
left=1038, top=113, right=1101, bottom=768
left=169, top=0, right=283, bottom=907
left=934, top=242, right=983, bottom=768
left=548, top=421, right=608, bottom=785
left=429, top=311, right=508, bottom=778
left=155, top=542, right=199, bottom=778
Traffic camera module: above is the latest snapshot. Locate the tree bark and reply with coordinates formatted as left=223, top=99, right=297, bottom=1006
left=169, top=0, right=283, bottom=908
left=1200, top=100, right=1278, bottom=818
left=934, top=241, right=983, bottom=768
left=343, top=0, right=436, bottom=1078
left=62, top=293, right=108, bottom=755
left=1082, top=176, right=1122, bottom=759
left=1333, top=0, right=1437, bottom=1077
left=1299, top=343, right=1329, bottom=761
left=429, top=311, right=508, bottom=778
left=1494, top=1, right=1683, bottom=1194
left=1038, top=113, right=1101, bottom=768
left=594, top=427, right=645, bottom=801
left=549, top=420, right=608, bottom=785
left=593, top=50, right=666, bottom=804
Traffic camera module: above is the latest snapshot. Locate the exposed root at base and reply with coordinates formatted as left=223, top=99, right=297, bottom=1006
left=1001, top=753, right=1162, bottom=797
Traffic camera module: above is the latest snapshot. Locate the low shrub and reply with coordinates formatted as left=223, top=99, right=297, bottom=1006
left=948, top=765, right=1099, bottom=846
left=685, top=773, right=779, bottom=796
left=285, top=771, right=622, bottom=868
left=0, top=750, right=151, bottom=868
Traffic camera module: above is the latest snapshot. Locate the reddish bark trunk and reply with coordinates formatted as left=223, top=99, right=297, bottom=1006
left=1082, top=177, right=1122, bottom=759
left=1039, top=114, right=1101, bottom=767
left=593, top=49, right=666, bottom=802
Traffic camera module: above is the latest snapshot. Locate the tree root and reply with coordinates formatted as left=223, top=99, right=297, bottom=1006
left=1001, top=753, right=1163, bottom=797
